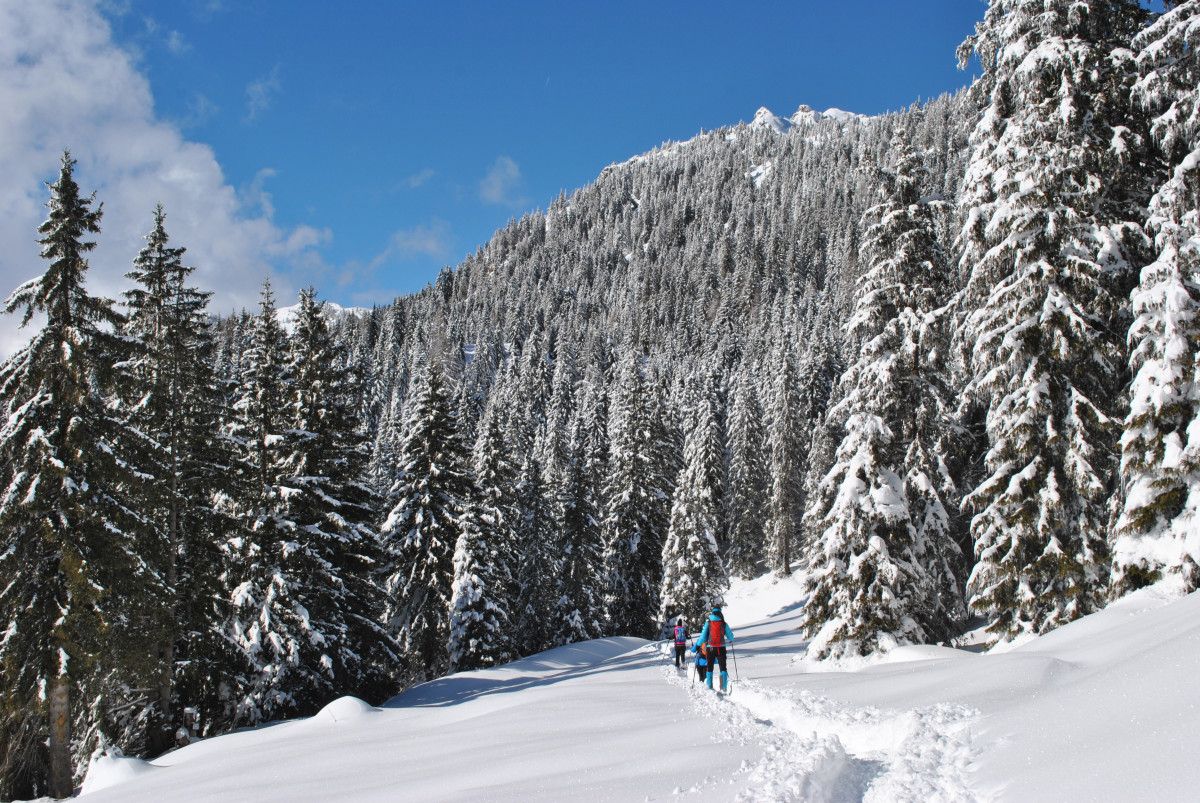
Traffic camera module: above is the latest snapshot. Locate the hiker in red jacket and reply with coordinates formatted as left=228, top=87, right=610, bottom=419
left=694, top=607, right=734, bottom=691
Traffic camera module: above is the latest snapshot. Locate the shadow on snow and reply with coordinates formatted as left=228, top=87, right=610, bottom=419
left=381, top=637, right=653, bottom=709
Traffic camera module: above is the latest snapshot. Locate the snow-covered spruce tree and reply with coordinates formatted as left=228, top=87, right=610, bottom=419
left=0, top=154, right=159, bottom=799
left=449, top=498, right=514, bottom=671
left=553, top=378, right=609, bottom=645
left=799, top=311, right=848, bottom=529
left=870, top=136, right=964, bottom=628
left=513, top=442, right=558, bottom=655
left=658, top=384, right=730, bottom=627
left=801, top=414, right=927, bottom=658
left=368, top=384, right=405, bottom=491
left=955, top=0, right=1147, bottom=641
left=1115, top=0, right=1200, bottom=594
left=113, top=205, right=235, bottom=756
left=222, top=279, right=347, bottom=727
left=539, top=345, right=577, bottom=490
left=766, top=347, right=805, bottom=576
left=724, top=367, right=768, bottom=578
left=602, top=348, right=671, bottom=638
left=449, top=392, right=516, bottom=672
left=800, top=137, right=961, bottom=658
left=274, top=287, right=400, bottom=704
left=380, top=358, right=471, bottom=682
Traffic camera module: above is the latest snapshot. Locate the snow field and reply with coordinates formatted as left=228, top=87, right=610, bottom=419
left=74, top=571, right=1200, bottom=802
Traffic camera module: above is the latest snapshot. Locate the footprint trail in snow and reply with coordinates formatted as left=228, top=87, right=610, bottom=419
left=662, top=662, right=980, bottom=801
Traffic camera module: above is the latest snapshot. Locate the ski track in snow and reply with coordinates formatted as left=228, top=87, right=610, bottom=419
left=660, top=660, right=981, bottom=802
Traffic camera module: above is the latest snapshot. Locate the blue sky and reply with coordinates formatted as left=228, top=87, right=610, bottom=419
left=0, top=0, right=987, bottom=351
left=108, top=1, right=987, bottom=301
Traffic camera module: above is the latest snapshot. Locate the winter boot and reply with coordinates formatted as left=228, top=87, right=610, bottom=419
left=705, top=672, right=713, bottom=689
left=720, top=671, right=729, bottom=692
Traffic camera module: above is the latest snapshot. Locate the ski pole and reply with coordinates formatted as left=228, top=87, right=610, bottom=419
left=731, top=643, right=740, bottom=682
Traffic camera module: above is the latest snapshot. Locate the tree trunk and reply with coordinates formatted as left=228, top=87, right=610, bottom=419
left=149, top=453, right=181, bottom=757
left=148, top=644, right=175, bottom=756
left=47, top=677, right=71, bottom=799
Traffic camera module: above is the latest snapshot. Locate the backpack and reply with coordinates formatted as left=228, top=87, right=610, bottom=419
left=674, top=625, right=686, bottom=645
left=707, top=619, right=725, bottom=650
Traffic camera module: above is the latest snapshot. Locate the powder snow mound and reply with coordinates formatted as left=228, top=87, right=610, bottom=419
left=312, top=696, right=379, bottom=724
left=80, top=750, right=157, bottom=795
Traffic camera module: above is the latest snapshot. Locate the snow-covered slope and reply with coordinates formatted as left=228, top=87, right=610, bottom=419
left=77, top=576, right=1200, bottom=801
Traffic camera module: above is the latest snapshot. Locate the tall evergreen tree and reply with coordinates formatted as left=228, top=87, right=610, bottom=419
left=800, top=138, right=961, bottom=657
left=802, top=413, right=929, bottom=658
left=955, top=0, right=1146, bottom=641
left=658, top=384, right=729, bottom=627
left=274, top=287, right=399, bottom=704
left=0, top=154, right=158, bottom=798
left=513, top=445, right=558, bottom=655
left=725, top=368, right=768, bottom=578
left=799, top=313, right=848, bottom=547
left=449, top=393, right=516, bottom=671
left=115, top=205, right=232, bottom=755
left=766, top=348, right=805, bottom=575
left=1115, top=0, right=1200, bottom=594
left=223, top=280, right=302, bottom=726
left=554, top=380, right=609, bottom=645
left=380, top=359, right=471, bottom=682
left=602, top=349, right=670, bottom=638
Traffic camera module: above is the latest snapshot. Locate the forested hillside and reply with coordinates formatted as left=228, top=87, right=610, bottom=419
left=3, top=1, right=1199, bottom=798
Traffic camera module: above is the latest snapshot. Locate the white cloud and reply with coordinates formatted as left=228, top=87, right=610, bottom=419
left=241, top=167, right=279, bottom=218
left=166, top=29, right=189, bottom=56
left=275, top=224, right=331, bottom=256
left=479, top=155, right=527, bottom=207
left=245, top=65, right=281, bottom=121
left=180, top=92, right=219, bottom=129
left=374, top=220, right=452, bottom=267
left=0, top=0, right=322, bottom=355
left=285, top=220, right=451, bottom=304
left=405, top=168, right=436, bottom=189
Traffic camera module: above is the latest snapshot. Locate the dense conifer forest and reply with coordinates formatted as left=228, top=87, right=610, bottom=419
left=3, top=1, right=1200, bottom=797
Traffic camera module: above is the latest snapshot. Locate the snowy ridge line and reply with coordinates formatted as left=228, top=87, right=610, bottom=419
left=661, top=659, right=981, bottom=801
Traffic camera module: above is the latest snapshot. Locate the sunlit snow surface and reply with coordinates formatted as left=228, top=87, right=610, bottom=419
left=77, top=573, right=1200, bottom=801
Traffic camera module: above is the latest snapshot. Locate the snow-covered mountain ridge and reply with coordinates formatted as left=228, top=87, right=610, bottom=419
left=604, top=101, right=870, bottom=174
left=77, top=573, right=1200, bottom=801
left=274, top=301, right=369, bottom=333
left=749, top=104, right=868, bottom=134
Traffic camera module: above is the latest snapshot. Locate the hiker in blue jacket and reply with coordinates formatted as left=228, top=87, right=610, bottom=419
left=672, top=618, right=689, bottom=668
left=694, top=607, right=734, bottom=691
